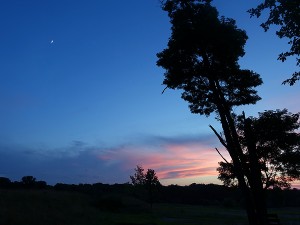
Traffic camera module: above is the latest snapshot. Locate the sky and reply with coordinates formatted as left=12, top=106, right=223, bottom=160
left=0, top=0, right=299, bottom=188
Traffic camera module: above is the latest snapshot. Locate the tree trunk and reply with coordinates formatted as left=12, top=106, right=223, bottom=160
left=244, top=117, right=268, bottom=225
left=218, top=109, right=258, bottom=225
left=210, top=79, right=261, bottom=225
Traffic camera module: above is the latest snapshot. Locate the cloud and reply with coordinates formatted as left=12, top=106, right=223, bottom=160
left=0, top=133, right=229, bottom=185
left=293, top=181, right=300, bottom=189
left=97, top=133, right=228, bottom=182
left=1, top=134, right=299, bottom=188
left=0, top=141, right=110, bottom=184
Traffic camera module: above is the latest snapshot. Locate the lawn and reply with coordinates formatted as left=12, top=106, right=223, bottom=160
left=0, top=190, right=299, bottom=225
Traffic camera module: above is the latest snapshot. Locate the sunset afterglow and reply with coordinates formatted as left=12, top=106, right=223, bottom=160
left=97, top=137, right=227, bottom=183
left=0, top=0, right=299, bottom=189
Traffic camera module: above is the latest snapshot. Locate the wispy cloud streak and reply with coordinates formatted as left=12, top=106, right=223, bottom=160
left=0, top=133, right=231, bottom=185
left=97, top=134, right=228, bottom=181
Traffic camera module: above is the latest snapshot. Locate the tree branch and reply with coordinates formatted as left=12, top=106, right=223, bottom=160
left=215, top=147, right=229, bottom=164
left=161, top=86, right=168, bottom=94
left=209, top=125, right=228, bottom=149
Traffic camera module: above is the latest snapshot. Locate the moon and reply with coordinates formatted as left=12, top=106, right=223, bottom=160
left=50, top=40, right=54, bottom=44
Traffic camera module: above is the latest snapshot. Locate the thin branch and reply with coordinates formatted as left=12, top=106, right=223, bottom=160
left=161, top=86, right=168, bottom=94
left=209, top=125, right=228, bottom=149
left=215, top=147, right=229, bottom=164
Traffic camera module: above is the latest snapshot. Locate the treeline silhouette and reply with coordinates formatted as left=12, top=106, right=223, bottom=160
left=0, top=176, right=47, bottom=189
left=1, top=176, right=299, bottom=208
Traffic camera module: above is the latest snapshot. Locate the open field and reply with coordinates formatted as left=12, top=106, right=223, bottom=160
left=0, top=189, right=299, bottom=225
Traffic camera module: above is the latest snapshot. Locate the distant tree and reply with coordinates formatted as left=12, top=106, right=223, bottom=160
left=130, top=165, right=145, bottom=186
left=157, top=1, right=267, bottom=224
left=218, top=109, right=300, bottom=189
left=145, top=169, right=161, bottom=208
left=36, top=181, right=47, bottom=189
left=21, top=176, right=36, bottom=188
left=145, top=169, right=160, bottom=188
left=0, top=177, right=11, bottom=188
left=249, top=0, right=300, bottom=85
left=54, top=183, right=70, bottom=191
left=130, top=165, right=161, bottom=208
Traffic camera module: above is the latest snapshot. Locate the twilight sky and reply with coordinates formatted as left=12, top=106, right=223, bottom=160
left=0, top=0, right=299, bottom=187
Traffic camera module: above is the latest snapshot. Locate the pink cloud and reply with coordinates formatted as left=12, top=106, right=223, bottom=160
left=154, top=143, right=228, bottom=179
left=95, top=137, right=300, bottom=188
left=96, top=140, right=229, bottom=182
left=291, top=181, right=300, bottom=189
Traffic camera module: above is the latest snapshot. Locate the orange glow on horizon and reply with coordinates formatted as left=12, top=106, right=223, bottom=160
left=96, top=143, right=300, bottom=188
left=97, top=141, right=230, bottom=183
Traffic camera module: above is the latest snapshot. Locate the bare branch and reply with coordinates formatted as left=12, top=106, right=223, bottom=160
left=215, top=147, right=229, bottom=164
left=209, top=125, right=228, bottom=149
left=161, top=86, right=168, bottom=94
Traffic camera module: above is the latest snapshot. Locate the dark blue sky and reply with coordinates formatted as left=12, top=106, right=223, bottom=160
left=0, top=0, right=299, bottom=187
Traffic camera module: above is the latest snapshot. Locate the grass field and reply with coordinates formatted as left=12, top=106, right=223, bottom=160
left=0, top=189, right=299, bottom=225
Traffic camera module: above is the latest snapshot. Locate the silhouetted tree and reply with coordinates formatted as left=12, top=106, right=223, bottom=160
left=0, top=177, right=11, bottom=188
left=157, top=1, right=267, bottom=224
left=145, top=169, right=161, bottom=208
left=130, top=166, right=160, bottom=208
left=218, top=109, right=300, bottom=189
left=130, top=165, right=146, bottom=186
left=36, top=180, right=47, bottom=189
left=249, top=0, right=300, bottom=85
left=21, top=176, right=36, bottom=188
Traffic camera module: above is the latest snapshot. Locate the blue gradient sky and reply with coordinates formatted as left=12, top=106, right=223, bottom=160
left=0, top=0, right=299, bottom=187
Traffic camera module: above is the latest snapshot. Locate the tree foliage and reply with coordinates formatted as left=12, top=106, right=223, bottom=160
left=157, top=0, right=262, bottom=117
left=249, top=0, right=300, bottom=85
left=130, top=165, right=160, bottom=208
left=130, top=165, right=160, bottom=187
left=218, top=109, right=300, bottom=189
left=130, top=165, right=146, bottom=186
left=157, top=1, right=266, bottom=224
left=0, top=177, right=11, bottom=188
left=145, top=169, right=161, bottom=188
left=21, top=176, right=37, bottom=188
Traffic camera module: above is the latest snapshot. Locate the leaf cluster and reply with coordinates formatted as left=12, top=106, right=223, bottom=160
left=130, top=165, right=161, bottom=188
left=218, top=109, right=300, bottom=189
left=249, top=0, right=300, bottom=85
left=157, top=0, right=262, bottom=116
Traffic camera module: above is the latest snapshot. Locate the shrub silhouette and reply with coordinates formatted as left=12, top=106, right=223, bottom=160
left=0, top=177, right=11, bottom=188
left=21, top=176, right=36, bottom=188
